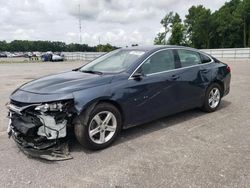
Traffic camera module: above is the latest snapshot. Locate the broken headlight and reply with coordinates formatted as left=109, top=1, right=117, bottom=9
left=35, top=102, right=64, bottom=112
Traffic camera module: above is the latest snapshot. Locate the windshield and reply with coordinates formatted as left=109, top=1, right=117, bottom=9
left=80, top=49, right=145, bottom=73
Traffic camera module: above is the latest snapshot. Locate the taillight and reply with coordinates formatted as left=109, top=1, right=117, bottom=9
left=226, top=65, right=231, bottom=73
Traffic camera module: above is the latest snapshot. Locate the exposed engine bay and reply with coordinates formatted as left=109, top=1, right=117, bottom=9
left=7, top=100, right=74, bottom=161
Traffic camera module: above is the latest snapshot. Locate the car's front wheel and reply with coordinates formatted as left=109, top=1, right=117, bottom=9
left=202, top=83, right=222, bottom=112
left=74, top=103, right=122, bottom=150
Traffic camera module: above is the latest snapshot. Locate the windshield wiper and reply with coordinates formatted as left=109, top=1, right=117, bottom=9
left=80, top=70, right=103, bottom=75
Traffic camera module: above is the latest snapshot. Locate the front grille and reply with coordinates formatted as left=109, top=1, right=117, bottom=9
left=8, top=101, right=42, bottom=137
left=10, top=100, right=35, bottom=107
left=8, top=100, right=40, bottom=115
left=11, top=112, right=42, bottom=137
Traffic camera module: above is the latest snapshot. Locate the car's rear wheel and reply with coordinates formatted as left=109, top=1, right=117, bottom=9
left=74, top=103, right=122, bottom=150
left=202, top=83, right=222, bottom=112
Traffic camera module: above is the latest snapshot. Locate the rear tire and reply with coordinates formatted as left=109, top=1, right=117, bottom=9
left=74, top=103, right=122, bottom=150
left=202, top=83, right=222, bottom=112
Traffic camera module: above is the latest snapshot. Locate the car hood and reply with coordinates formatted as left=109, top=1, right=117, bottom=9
left=18, top=71, right=114, bottom=94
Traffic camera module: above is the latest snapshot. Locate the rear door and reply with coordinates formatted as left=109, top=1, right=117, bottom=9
left=125, top=49, right=181, bottom=125
left=175, top=49, right=212, bottom=109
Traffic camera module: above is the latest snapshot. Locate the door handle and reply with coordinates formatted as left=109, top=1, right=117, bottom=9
left=200, top=69, right=209, bottom=73
left=171, top=75, right=180, bottom=81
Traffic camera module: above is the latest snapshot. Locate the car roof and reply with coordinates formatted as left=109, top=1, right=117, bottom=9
left=122, top=45, right=198, bottom=52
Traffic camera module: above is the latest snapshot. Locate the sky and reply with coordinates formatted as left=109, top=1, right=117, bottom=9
left=0, top=0, right=228, bottom=47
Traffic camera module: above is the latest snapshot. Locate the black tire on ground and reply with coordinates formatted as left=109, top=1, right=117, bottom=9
left=74, top=102, right=122, bottom=150
left=202, top=83, right=222, bottom=112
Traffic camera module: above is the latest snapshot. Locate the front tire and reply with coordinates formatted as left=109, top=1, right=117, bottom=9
left=74, top=103, right=122, bottom=150
left=202, top=83, right=222, bottom=112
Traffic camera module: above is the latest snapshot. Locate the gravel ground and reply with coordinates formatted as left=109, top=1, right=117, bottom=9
left=0, top=60, right=249, bottom=188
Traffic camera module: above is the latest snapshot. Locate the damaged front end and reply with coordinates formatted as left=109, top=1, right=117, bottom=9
left=6, top=100, right=75, bottom=161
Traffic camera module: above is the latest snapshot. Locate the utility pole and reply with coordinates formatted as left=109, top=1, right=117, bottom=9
left=78, top=4, right=82, bottom=44
left=98, top=36, right=101, bottom=52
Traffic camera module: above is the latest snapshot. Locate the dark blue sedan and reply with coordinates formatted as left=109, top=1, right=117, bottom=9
left=7, top=46, right=231, bottom=160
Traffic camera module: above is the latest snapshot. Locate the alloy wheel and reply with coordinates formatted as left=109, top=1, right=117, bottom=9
left=88, top=111, right=117, bottom=144
left=208, top=88, right=221, bottom=108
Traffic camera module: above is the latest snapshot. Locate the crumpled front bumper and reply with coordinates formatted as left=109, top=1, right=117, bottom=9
left=6, top=100, right=74, bottom=161
left=10, top=128, right=73, bottom=161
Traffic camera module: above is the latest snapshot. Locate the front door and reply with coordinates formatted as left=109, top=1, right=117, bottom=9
left=125, top=49, right=181, bottom=126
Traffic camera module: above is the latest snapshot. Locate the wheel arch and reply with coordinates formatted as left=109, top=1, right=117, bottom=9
left=75, top=98, right=125, bottom=127
left=96, top=99, right=124, bottom=123
left=212, top=80, right=224, bottom=97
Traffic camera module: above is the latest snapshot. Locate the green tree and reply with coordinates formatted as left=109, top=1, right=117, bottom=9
left=154, top=32, right=167, bottom=45
left=211, top=0, right=243, bottom=48
left=0, top=40, right=118, bottom=52
left=0, top=41, right=8, bottom=51
left=238, top=0, right=250, bottom=47
left=185, top=5, right=212, bottom=48
left=96, top=43, right=117, bottom=52
left=154, top=12, right=185, bottom=45
left=168, top=13, right=185, bottom=45
left=154, top=0, right=250, bottom=48
left=154, top=12, right=174, bottom=45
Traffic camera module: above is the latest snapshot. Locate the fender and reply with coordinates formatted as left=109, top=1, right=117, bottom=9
left=73, top=84, right=113, bottom=115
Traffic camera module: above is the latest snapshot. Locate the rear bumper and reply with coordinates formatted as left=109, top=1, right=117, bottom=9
left=224, top=86, right=230, bottom=96
left=223, top=73, right=231, bottom=97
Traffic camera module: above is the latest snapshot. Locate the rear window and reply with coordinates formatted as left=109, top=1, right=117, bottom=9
left=200, top=53, right=212, bottom=63
left=177, top=50, right=201, bottom=68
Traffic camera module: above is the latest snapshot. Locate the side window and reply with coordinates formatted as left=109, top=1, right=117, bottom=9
left=200, top=53, right=212, bottom=63
left=141, top=50, right=175, bottom=75
left=177, top=50, right=201, bottom=68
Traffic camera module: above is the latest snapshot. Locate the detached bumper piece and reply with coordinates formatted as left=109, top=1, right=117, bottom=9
left=7, top=100, right=73, bottom=161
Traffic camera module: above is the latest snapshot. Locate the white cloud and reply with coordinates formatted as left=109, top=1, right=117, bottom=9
left=98, top=8, right=157, bottom=24
left=11, top=29, right=34, bottom=40
left=0, top=0, right=227, bottom=47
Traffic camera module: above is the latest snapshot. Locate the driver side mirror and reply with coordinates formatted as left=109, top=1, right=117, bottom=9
left=132, top=72, right=144, bottom=81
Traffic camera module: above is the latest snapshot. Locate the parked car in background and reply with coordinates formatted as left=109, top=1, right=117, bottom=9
left=41, top=52, right=64, bottom=62
left=24, top=52, right=33, bottom=58
left=0, top=52, right=7, bottom=58
left=5, top=52, right=15, bottom=58
left=7, top=45, right=231, bottom=160
left=52, top=54, right=64, bottom=61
